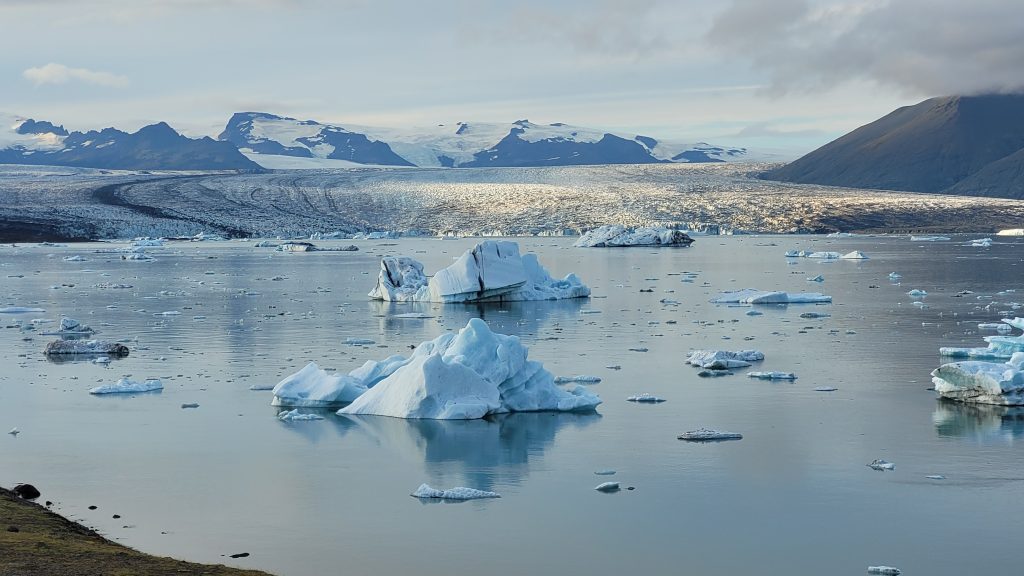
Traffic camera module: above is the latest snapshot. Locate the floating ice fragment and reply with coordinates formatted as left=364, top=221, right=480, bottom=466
left=594, top=470, right=616, bottom=475
left=888, top=272, right=902, bottom=280
left=686, top=349, right=764, bottom=369
left=344, top=337, right=376, bottom=346
left=814, top=386, right=838, bottom=392
left=8, top=427, right=19, bottom=436
left=0, top=306, right=45, bottom=313
left=867, top=566, right=901, bottom=575
left=392, top=312, right=434, bottom=319
left=249, top=383, right=275, bottom=391
left=931, top=352, right=1024, bottom=405
left=867, top=459, right=895, bottom=471
left=841, top=250, right=868, bottom=259
left=627, top=393, right=665, bottom=403
left=411, top=484, right=500, bottom=500
left=594, top=482, right=620, bottom=492
left=906, top=289, right=927, bottom=297
left=678, top=428, right=742, bottom=441
left=925, top=475, right=945, bottom=480
left=799, top=312, right=830, bottom=319
left=89, top=378, right=163, bottom=394
left=745, top=310, right=763, bottom=316
left=554, top=375, right=602, bottom=384
left=748, top=371, right=797, bottom=380
left=44, top=340, right=129, bottom=356
left=807, top=275, right=824, bottom=282
left=277, top=409, right=324, bottom=421
left=969, top=237, right=993, bottom=247
left=910, top=235, right=950, bottom=241
left=712, top=289, right=831, bottom=304
left=575, top=225, right=693, bottom=248
left=92, top=356, right=111, bottom=365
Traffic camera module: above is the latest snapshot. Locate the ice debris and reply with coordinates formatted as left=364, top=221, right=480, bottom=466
left=44, top=340, right=129, bottom=356
left=626, top=393, right=665, bottom=403
left=89, top=378, right=163, bottom=395
left=711, top=289, right=831, bottom=304
left=553, top=375, right=602, bottom=384
left=594, top=482, right=620, bottom=492
left=940, top=318, right=1024, bottom=360
left=8, top=427, right=20, bottom=436
left=574, top=225, right=694, bottom=248
left=906, top=289, right=927, bottom=297
left=331, top=318, right=600, bottom=419
left=747, top=371, right=797, bottom=380
left=910, top=235, right=949, bottom=241
left=277, top=409, right=325, bottom=421
left=686, top=350, right=764, bottom=369
left=969, top=237, right=993, bottom=247
left=677, top=428, right=742, bottom=441
left=369, top=240, right=589, bottom=303
left=784, top=250, right=867, bottom=259
left=411, top=484, right=500, bottom=500
left=867, top=459, right=895, bottom=471
left=0, top=306, right=45, bottom=313
left=867, top=567, right=901, bottom=575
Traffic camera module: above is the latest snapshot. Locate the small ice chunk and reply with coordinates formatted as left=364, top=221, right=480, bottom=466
left=344, top=337, right=376, bottom=346
left=8, top=427, right=19, bottom=436
left=411, top=484, right=500, bottom=500
left=814, top=386, right=838, bottom=392
left=712, top=289, right=831, bottom=304
left=554, top=375, right=602, bottom=384
left=745, top=310, right=763, bottom=316
left=89, top=378, right=163, bottom=394
left=0, top=306, right=45, bottom=313
left=925, top=475, right=945, bottom=480
left=840, top=250, right=868, bottom=259
left=906, top=289, right=927, bottom=297
left=747, top=371, right=797, bottom=380
left=867, top=459, right=895, bottom=471
left=807, top=275, right=824, bottom=282
left=678, top=428, right=742, bottom=441
left=627, top=393, right=665, bottom=403
left=888, top=272, right=902, bottom=280
left=249, top=383, right=275, bottom=391
left=277, top=409, right=325, bottom=421
left=799, top=312, right=830, bottom=319
left=594, top=470, right=616, bottom=475
left=687, top=349, right=764, bottom=369
left=594, top=482, right=620, bottom=492
left=867, top=566, right=901, bottom=575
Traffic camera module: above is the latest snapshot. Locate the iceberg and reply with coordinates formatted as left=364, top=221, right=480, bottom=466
left=910, top=235, right=950, bottom=241
left=277, top=409, right=325, bottom=421
left=594, top=482, right=620, bottom=492
left=711, top=289, right=832, bottom=304
left=369, top=240, right=589, bottom=303
left=867, top=567, right=901, bottom=575
left=867, top=459, right=895, bottom=471
left=44, top=339, right=129, bottom=356
left=840, top=250, right=868, bottom=259
left=336, top=318, right=601, bottom=419
left=969, top=237, right=993, bottom=247
left=931, top=353, right=1024, bottom=405
left=686, top=349, right=764, bottom=369
left=677, top=428, right=743, bottom=441
left=626, top=393, right=665, bottom=403
left=996, top=228, right=1024, bottom=237
left=574, top=225, right=694, bottom=248
left=89, top=378, right=162, bottom=394
left=271, top=361, right=369, bottom=407
left=411, top=484, right=500, bottom=500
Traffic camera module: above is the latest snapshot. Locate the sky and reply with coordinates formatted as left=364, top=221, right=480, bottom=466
left=2, top=0, right=1022, bottom=155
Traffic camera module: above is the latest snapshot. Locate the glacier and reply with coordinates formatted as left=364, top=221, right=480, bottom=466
left=368, top=240, right=589, bottom=303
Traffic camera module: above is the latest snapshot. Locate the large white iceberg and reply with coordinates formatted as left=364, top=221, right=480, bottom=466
left=369, top=240, right=589, bottom=303
left=931, top=352, right=1024, bottom=405
left=338, top=318, right=601, bottom=419
left=574, top=225, right=694, bottom=248
left=711, top=289, right=832, bottom=304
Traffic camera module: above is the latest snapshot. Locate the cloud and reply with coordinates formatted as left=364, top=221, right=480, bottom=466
left=22, top=63, right=129, bottom=88
left=707, top=0, right=1024, bottom=97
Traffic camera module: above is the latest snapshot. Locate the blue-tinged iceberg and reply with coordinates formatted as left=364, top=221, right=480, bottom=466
left=338, top=318, right=600, bottom=419
left=940, top=318, right=1024, bottom=359
left=932, top=318, right=1024, bottom=405
left=369, top=240, right=589, bottom=303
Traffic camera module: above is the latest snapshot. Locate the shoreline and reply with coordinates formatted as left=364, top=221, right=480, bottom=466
left=1, top=486, right=273, bottom=576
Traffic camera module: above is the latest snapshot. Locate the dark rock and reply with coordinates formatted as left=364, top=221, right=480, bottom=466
left=229, top=552, right=250, bottom=559
left=88, top=505, right=97, bottom=510
left=12, top=484, right=40, bottom=499
left=7, top=526, right=19, bottom=532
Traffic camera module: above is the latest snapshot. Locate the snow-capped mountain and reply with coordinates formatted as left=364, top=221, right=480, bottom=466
left=219, top=112, right=753, bottom=169
left=0, top=114, right=260, bottom=171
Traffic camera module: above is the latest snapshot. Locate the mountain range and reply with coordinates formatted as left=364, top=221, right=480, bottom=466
left=1, top=112, right=754, bottom=172
left=764, top=94, right=1024, bottom=199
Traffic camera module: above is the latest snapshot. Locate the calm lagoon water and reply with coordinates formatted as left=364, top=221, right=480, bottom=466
left=1, top=235, right=1022, bottom=575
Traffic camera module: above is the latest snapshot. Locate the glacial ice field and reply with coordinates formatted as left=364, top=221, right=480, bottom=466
left=3, top=163, right=1024, bottom=240
left=1, top=234, right=1023, bottom=576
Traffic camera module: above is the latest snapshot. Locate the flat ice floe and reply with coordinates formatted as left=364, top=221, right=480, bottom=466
left=784, top=250, right=867, bottom=259
left=0, top=306, right=45, bottom=313
left=411, top=483, right=500, bottom=500
left=368, top=240, right=589, bottom=303
left=686, top=349, right=764, bottom=369
left=931, top=352, right=1024, bottom=405
left=332, top=318, right=600, bottom=419
left=747, top=371, right=797, bottom=380
left=677, top=428, right=742, bottom=441
left=89, top=378, right=163, bottom=394
left=573, top=225, right=694, bottom=248
left=939, top=318, right=1024, bottom=360
left=711, top=289, right=832, bottom=304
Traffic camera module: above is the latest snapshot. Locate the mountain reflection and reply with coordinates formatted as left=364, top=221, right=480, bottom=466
left=933, top=400, right=1024, bottom=443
